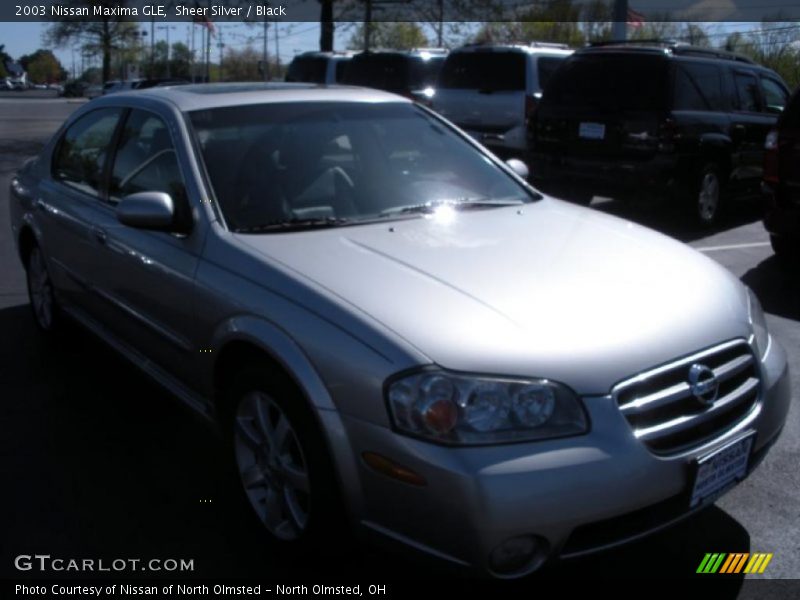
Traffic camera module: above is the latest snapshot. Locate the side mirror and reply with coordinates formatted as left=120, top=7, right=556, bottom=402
left=117, top=191, right=175, bottom=230
left=505, top=158, right=529, bottom=180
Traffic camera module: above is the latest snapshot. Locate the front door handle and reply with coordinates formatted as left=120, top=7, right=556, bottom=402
left=92, top=227, right=108, bottom=244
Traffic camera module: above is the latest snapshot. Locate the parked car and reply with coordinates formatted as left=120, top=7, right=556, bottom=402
left=103, top=79, right=143, bottom=95
left=9, top=83, right=789, bottom=578
left=342, top=49, right=447, bottom=101
left=85, top=84, right=103, bottom=99
left=763, top=86, right=800, bottom=262
left=285, top=51, right=354, bottom=85
left=60, top=80, right=87, bottom=98
left=529, top=41, right=790, bottom=224
left=134, top=78, right=190, bottom=89
left=432, top=42, right=572, bottom=157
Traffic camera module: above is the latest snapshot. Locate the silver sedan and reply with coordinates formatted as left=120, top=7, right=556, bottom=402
left=8, top=83, right=790, bottom=577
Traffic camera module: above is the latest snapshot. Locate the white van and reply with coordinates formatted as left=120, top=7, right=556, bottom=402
left=432, top=42, right=572, bottom=155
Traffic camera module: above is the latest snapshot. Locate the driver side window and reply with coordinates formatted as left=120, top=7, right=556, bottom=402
left=109, top=110, right=187, bottom=208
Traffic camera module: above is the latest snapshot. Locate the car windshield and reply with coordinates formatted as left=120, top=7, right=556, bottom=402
left=189, top=102, right=535, bottom=232
left=543, top=54, right=668, bottom=111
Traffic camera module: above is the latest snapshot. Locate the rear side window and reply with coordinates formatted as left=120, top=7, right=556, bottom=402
left=286, top=56, right=328, bottom=83
left=673, top=62, right=725, bottom=111
left=438, top=52, right=526, bottom=91
left=760, top=77, right=788, bottom=114
left=733, top=71, right=761, bottom=112
left=543, top=55, right=667, bottom=111
left=52, top=108, right=123, bottom=196
left=536, top=56, right=566, bottom=91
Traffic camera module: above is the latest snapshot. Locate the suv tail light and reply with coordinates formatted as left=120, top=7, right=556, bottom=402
left=525, top=93, right=541, bottom=126
left=763, top=129, right=780, bottom=186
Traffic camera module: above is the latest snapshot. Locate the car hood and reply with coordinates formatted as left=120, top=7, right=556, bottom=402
left=233, top=198, right=751, bottom=395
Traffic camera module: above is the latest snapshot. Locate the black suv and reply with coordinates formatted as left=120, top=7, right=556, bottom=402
left=763, top=87, right=800, bottom=261
left=342, top=49, right=447, bottom=102
left=529, top=42, right=790, bottom=224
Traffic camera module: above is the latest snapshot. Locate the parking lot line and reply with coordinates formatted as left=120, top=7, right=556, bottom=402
left=695, top=241, right=771, bottom=253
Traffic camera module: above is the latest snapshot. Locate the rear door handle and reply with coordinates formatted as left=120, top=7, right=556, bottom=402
left=92, top=227, right=108, bottom=244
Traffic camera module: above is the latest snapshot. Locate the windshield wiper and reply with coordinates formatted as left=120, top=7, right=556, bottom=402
left=235, top=216, right=350, bottom=233
left=378, top=198, right=524, bottom=218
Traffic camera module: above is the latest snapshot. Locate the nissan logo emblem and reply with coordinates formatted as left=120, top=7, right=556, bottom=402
left=688, top=364, right=719, bottom=406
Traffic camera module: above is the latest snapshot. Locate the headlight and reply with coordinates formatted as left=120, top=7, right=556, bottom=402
left=748, top=288, right=770, bottom=361
left=386, top=370, right=588, bottom=445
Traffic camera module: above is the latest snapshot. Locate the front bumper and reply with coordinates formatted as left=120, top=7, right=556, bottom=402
left=341, top=340, right=791, bottom=577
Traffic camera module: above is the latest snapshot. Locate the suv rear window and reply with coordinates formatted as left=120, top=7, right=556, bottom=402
left=286, top=56, right=327, bottom=83
left=344, top=54, right=443, bottom=92
left=438, top=52, right=526, bottom=91
left=543, top=54, right=668, bottom=111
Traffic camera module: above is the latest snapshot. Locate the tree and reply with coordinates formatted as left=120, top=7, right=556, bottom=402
left=581, top=0, right=613, bottom=42
left=474, top=0, right=585, bottom=46
left=170, top=42, right=192, bottom=79
left=19, top=50, right=66, bottom=83
left=43, top=0, right=142, bottom=83
left=347, top=22, right=429, bottom=51
left=0, top=44, right=12, bottom=78
left=319, top=0, right=334, bottom=51
left=681, top=23, right=711, bottom=47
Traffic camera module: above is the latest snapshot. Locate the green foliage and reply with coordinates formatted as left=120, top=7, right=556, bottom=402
left=19, top=49, right=66, bottom=83
left=347, top=22, right=430, bottom=51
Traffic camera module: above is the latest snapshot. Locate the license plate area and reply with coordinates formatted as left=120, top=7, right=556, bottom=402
left=690, top=433, right=754, bottom=508
left=579, top=122, right=606, bottom=140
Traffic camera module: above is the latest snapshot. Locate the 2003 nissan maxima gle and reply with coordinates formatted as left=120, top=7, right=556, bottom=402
left=9, top=83, right=790, bottom=578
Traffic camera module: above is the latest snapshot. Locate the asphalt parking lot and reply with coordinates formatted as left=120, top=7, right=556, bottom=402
left=0, top=94, right=797, bottom=589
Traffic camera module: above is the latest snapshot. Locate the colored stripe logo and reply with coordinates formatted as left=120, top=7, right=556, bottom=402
left=697, top=553, right=773, bottom=574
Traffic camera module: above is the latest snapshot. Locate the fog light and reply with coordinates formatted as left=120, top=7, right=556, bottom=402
left=489, top=535, right=549, bottom=576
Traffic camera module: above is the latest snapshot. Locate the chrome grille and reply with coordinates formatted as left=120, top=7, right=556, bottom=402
left=614, top=340, right=760, bottom=455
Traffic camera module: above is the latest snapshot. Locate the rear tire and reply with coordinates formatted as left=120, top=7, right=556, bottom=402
left=694, top=163, right=725, bottom=226
left=225, top=363, right=345, bottom=554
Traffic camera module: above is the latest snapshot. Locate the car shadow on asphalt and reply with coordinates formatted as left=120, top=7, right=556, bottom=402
left=587, top=196, right=764, bottom=245
left=0, top=304, right=755, bottom=587
left=741, top=256, right=800, bottom=323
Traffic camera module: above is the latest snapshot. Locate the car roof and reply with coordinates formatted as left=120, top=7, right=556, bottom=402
left=576, top=42, right=756, bottom=65
left=453, top=43, right=573, bottom=56
left=96, top=82, right=412, bottom=111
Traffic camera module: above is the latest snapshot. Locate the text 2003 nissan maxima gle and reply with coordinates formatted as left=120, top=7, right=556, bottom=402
left=9, top=84, right=790, bottom=578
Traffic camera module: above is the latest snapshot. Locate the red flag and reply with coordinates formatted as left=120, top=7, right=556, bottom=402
left=627, top=7, right=645, bottom=28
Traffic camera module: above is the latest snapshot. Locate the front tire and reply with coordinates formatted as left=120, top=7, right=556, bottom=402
left=226, top=364, right=344, bottom=552
left=26, top=245, right=60, bottom=333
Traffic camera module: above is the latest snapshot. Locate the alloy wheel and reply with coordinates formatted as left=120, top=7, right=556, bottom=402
left=27, top=248, right=55, bottom=330
left=697, top=171, right=720, bottom=224
left=233, top=391, right=311, bottom=541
